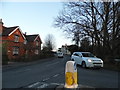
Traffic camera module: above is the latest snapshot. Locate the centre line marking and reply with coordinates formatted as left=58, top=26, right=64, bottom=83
left=28, top=82, right=40, bottom=88
left=42, top=78, right=50, bottom=81
left=46, top=61, right=60, bottom=67
left=53, top=74, right=59, bottom=77
left=37, top=84, right=48, bottom=88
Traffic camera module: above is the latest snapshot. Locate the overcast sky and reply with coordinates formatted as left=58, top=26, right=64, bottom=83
left=1, top=1, right=73, bottom=50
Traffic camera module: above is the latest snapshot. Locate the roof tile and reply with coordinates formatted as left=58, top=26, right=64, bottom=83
left=2, top=26, right=18, bottom=36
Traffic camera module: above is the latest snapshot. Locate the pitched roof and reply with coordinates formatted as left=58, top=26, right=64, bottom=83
left=2, top=26, right=19, bottom=36
left=25, top=34, right=40, bottom=42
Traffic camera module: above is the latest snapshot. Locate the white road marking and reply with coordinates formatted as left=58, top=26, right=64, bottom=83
left=37, top=83, right=49, bottom=88
left=53, top=74, right=59, bottom=77
left=42, top=73, right=60, bottom=82
left=50, top=83, right=64, bottom=85
left=27, top=82, right=40, bottom=88
left=27, top=72, right=63, bottom=88
left=42, top=78, right=50, bottom=81
left=46, top=61, right=60, bottom=67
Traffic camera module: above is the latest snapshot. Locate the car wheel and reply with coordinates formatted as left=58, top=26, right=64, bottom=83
left=72, top=59, right=74, bottom=61
left=82, top=61, right=86, bottom=68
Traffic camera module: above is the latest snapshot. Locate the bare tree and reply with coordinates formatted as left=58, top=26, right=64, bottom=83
left=54, top=1, right=120, bottom=59
left=43, top=34, right=56, bottom=52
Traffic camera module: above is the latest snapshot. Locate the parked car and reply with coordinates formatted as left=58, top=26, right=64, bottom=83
left=71, top=52, right=103, bottom=68
left=57, top=52, right=63, bottom=58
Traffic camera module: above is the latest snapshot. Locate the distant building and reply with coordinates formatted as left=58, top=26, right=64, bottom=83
left=61, top=45, right=71, bottom=55
left=24, top=34, right=42, bottom=57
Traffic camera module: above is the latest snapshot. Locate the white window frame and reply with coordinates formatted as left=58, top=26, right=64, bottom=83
left=35, top=49, right=39, bottom=55
left=36, top=41, right=39, bottom=46
left=13, top=47, right=19, bottom=55
left=14, top=35, right=19, bottom=42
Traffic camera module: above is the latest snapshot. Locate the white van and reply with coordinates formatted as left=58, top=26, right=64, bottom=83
left=57, top=52, right=63, bottom=58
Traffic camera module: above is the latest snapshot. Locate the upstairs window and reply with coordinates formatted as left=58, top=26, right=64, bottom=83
left=14, top=35, right=19, bottom=42
left=13, top=47, right=19, bottom=55
left=36, top=41, right=39, bottom=46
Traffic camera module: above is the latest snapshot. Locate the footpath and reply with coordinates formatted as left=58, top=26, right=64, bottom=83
left=2, top=57, right=56, bottom=72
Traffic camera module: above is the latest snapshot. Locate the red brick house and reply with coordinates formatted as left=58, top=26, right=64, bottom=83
left=24, top=34, right=42, bottom=57
left=0, top=19, right=42, bottom=61
left=1, top=25, right=26, bottom=60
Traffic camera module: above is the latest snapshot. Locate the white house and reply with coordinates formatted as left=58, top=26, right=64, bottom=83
left=61, top=45, right=71, bottom=55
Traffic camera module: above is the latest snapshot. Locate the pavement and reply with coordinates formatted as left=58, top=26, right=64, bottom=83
left=2, top=57, right=56, bottom=71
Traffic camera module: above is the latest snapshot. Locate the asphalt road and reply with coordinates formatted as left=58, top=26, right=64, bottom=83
left=2, top=55, right=119, bottom=88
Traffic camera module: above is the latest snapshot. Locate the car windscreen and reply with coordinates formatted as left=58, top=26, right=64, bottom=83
left=82, top=53, right=95, bottom=57
left=58, top=52, right=62, bottom=54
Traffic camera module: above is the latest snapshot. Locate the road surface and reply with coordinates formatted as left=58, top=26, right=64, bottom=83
left=2, top=55, right=119, bottom=88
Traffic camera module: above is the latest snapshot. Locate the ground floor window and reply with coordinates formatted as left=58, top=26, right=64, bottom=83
left=13, top=47, right=19, bottom=55
left=35, top=49, right=39, bottom=55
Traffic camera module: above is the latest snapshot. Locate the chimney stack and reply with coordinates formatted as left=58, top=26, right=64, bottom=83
left=0, top=19, right=4, bottom=34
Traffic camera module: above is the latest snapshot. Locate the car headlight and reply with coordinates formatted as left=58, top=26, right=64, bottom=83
left=101, top=60, right=103, bottom=62
left=88, top=59, right=92, bottom=62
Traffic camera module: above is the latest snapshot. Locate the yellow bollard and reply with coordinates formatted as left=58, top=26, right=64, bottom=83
left=65, top=61, right=78, bottom=88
